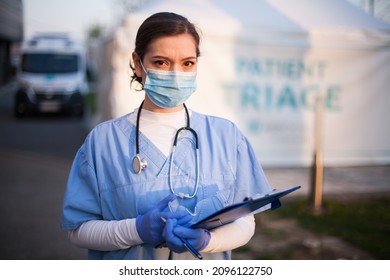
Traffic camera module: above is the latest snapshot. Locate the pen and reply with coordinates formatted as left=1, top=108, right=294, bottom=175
left=160, top=216, right=203, bottom=260
left=179, top=237, right=203, bottom=259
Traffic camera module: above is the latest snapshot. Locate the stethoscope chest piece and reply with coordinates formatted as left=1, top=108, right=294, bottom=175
left=132, top=154, right=147, bottom=174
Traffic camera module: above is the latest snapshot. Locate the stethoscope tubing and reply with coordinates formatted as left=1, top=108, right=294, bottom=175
left=169, top=130, right=200, bottom=199
left=134, top=101, right=200, bottom=198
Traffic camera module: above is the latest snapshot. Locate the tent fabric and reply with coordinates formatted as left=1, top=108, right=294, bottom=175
left=124, top=0, right=390, bottom=47
left=94, top=0, right=390, bottom=167
left=267, top=0, right=390, bottom=48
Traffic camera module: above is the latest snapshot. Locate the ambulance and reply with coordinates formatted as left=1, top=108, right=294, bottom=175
left=14, top=34, right=88, bottom=117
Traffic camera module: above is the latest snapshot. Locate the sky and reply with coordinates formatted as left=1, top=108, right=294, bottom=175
left=23, top=0, right=389, bottom=43
left=23, top=0, right=120, bottom=41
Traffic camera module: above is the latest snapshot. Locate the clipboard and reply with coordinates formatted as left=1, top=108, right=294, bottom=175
left=191, top=186, right=301, bottom=230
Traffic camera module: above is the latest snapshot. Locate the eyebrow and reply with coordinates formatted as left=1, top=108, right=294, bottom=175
left=151, top=55, right=197, bottom=61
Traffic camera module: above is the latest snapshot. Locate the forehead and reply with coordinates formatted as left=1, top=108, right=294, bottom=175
left=146, top=34, right=197, bottom=57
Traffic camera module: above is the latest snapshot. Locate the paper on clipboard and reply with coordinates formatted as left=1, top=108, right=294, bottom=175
left=191, top=186, right=301, bottom=230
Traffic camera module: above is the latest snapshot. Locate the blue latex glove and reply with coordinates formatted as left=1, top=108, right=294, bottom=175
left=164, top=212, right=193, bottom=228
left=136, top=195, right=189, bottom=246
left=163, top=218, right=211, bottom=253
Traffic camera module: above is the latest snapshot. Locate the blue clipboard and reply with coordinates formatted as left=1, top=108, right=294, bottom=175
left=191, top=186, right=301, bottom=230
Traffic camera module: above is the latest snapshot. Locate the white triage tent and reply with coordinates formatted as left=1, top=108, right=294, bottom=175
left=94, top=0, right=390, bottom=167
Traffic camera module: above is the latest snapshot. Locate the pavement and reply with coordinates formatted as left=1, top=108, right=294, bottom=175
left=232, top=165, right=390, bottom=260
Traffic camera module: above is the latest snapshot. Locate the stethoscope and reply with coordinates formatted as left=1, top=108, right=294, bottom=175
left=132, top=101, right=200, bottom=199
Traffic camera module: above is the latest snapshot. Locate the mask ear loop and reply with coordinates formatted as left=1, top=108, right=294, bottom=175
left=138, top=59, right=149, bottom=92
left=139, top=59, right=147, bottom=74
left=132, top=54, right=147, bottom=90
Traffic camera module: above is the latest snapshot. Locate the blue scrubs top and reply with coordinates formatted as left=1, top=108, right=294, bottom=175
left=61, top=110, right=271, bottom=259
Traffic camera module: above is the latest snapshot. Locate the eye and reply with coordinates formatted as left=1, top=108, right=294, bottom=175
left=151, top=58, right=172, bottom=70
left=183, top=60, right=197, bottom=69
left=153, top=60, right=167, bottom=67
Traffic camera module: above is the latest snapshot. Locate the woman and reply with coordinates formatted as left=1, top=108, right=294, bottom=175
left=61, top=12, right=271, bottom=260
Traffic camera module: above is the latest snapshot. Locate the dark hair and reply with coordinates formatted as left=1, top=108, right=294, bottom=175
left=130, top=12, right=201, bottom=86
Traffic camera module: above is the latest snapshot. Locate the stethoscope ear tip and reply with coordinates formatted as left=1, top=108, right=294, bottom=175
left=178, top=193, right=189, bottom=199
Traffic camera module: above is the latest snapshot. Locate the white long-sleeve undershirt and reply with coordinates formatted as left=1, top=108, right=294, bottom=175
left=68, top=215, right=255, bottom=252
left=68, top=219, right=142, bottom=251
left=68, top=107, right=256, bottom=253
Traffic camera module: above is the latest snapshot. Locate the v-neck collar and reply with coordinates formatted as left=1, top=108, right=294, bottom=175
left=124, top=111, right=200, bottom=177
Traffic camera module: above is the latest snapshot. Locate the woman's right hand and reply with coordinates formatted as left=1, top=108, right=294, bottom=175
left=135, top=195, right=190, bottom=246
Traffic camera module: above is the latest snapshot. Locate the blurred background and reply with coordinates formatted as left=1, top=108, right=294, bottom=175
left=0, top=0, right=389, bottom=260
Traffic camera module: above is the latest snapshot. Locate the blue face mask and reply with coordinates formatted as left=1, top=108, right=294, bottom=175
left=141, top=62, right=197, bottom=108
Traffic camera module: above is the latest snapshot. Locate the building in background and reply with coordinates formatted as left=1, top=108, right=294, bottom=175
left=348, top=0, right=390, bottom=21
left=0, top=0, right=23, bottom=85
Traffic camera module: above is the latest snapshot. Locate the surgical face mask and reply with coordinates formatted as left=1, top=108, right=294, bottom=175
left=140, top=61, right=197, bottom=108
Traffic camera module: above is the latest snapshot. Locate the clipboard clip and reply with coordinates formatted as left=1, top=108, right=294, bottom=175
left=244, top=189, right=278, bottom=201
